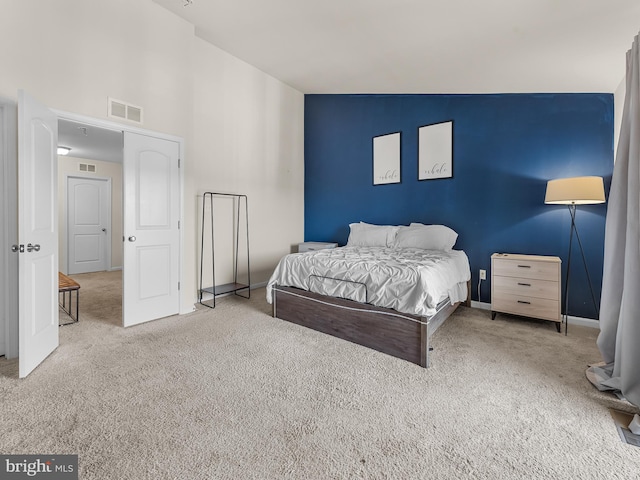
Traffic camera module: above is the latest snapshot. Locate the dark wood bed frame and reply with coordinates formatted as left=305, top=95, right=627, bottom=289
left=271, top=281, right=471, bottom=368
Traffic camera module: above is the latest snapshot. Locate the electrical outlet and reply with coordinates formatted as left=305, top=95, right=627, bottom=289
left=479, top=269, right=487, bottom=280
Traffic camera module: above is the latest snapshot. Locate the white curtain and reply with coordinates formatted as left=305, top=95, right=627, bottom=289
left=587, top=33, right=640, bottom=407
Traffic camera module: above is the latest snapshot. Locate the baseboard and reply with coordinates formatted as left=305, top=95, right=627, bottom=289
left=470, top=301, right=599, bottom=329
left=471, top=301, right=491, bottom=310
left=109, top=266, right=123, bottom=271
left=567, top=315, right=599, bottom=329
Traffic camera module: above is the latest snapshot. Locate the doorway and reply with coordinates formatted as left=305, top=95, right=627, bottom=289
left=2, top=93, right=186, bottom=377
left=58, top=118, right=123, bottom=274
left=56, top=117, right=183, bottom=328
left=58, top=118, right=124, bottom=325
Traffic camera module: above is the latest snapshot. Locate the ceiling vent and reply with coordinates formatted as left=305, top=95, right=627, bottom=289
left=79, top=163, right=96, bottom=173
left=108, top=97, right=143, bottom=124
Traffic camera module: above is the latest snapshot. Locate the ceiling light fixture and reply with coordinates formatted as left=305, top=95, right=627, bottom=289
left=57, top=146, right=71, bottom=155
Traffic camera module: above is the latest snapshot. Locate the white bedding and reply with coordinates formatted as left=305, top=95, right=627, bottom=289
left=266, top=246, right=471, bottom=317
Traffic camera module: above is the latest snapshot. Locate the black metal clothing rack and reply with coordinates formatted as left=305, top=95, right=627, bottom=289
left=199, top=192, right=250, bottom=308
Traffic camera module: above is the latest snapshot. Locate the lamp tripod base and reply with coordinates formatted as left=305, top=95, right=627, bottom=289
left=563, top=204, right=599, bottom=335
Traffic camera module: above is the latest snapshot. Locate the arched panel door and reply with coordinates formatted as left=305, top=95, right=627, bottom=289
left=122, top=132, right=180, bottom=327
left=18, top=90, right=59, bottom=378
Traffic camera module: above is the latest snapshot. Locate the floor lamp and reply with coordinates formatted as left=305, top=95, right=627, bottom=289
left=544, top=176, right=605, bottom=334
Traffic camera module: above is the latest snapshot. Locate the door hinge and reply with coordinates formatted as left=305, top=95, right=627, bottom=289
left=178, top=281, right=181, bottom=291
left=178, top=220, right=180, bottom=229
left=178, top=158, right=181, bottom=168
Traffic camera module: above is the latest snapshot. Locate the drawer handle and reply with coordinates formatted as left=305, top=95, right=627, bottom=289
left=517, top=300, right=531, bottom=305
left=517, top=265, right=531, bottom=268
left=517, top=282, right=531, bottom=286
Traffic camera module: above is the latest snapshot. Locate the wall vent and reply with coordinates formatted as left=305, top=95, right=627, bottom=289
left=79, top=163, right=96, bottom=173
left=108, top=97, right=143, bottom=124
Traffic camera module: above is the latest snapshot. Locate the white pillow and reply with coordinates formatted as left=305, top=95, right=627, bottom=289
left=346, top=222, right=398, bottom=247
left=393, top=224, right=458, bottom=250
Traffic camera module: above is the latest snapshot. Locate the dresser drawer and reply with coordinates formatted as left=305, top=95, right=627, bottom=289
left=491, top=253, right=562, bottom=328
left=493, top=257, right=559, bottom=281
left=492, top=292, right=560, bottom=322
left=492, top=275, right=559, bottom=301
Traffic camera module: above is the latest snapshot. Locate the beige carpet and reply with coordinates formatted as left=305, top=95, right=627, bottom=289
left=1, top=272, right=638, bottom=479
left=58, top=270, right=123, bottom=327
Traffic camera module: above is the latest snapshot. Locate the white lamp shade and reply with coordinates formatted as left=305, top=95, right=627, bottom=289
left=545, top=176, right=605, bottom=205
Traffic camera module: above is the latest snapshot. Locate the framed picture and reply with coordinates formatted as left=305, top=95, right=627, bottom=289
left=418, top=120, right=453, bottom=180
left=372, top=132, right=401, bottom=185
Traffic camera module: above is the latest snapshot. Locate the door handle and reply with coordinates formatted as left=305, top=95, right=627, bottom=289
left=26, top=243, right=40, bottom=252
left=128, top=236, right=137, bottom=242
left=102, top=228, right=107, bottom=232
left=11, top=244, right=24, bottom=253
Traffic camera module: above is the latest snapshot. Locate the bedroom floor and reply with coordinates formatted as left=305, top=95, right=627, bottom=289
left=2, top=285, right=638, bottom=479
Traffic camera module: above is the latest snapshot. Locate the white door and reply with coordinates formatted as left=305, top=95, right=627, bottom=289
left=68, top=176, right=110, bottom=274
left=123, top=132, right=180, bottom=327
left=17, top=90, right=58, bottom=378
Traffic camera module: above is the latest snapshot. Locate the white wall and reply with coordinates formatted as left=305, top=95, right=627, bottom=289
left=0, top=0, right=194, bottom=139
left=192, top=38, right=304, bottom=286
left=58, top=156, right=124, bottom=271
left=0, top=0, right=304, bottom=311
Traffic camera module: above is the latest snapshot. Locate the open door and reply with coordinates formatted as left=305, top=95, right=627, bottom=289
left=123, top=132, right=180, bottom=327
left=17, top=90, right=59, bottom=378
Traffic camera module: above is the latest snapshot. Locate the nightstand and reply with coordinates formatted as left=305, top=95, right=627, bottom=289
left=491, top=253, right=562, bottom=332
left=298, top=242, right=338, bottom=253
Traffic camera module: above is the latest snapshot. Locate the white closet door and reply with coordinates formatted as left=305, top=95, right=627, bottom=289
left=18, top=90, right=59, bottom=378
left=122, top=132, right=180, bottom=327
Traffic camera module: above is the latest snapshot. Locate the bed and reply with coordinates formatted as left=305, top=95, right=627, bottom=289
left=266, top=223, right=471, bottom=368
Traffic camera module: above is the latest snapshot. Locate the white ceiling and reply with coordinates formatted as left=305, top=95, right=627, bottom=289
left=57, top=2, right=640, bottom=160
left=58, top=119, right=123, bottom=164
left=153, top=0, right=640, bottom=94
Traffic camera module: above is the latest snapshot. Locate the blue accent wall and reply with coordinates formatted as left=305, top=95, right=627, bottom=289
left=304, top=94, right=613, bottom=319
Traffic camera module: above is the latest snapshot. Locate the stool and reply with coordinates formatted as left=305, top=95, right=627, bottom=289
left=58, top=272, right=80, bottom=325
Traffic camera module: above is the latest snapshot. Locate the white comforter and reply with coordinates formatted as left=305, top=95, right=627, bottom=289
left=266, top=246, right=471, bottom=317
